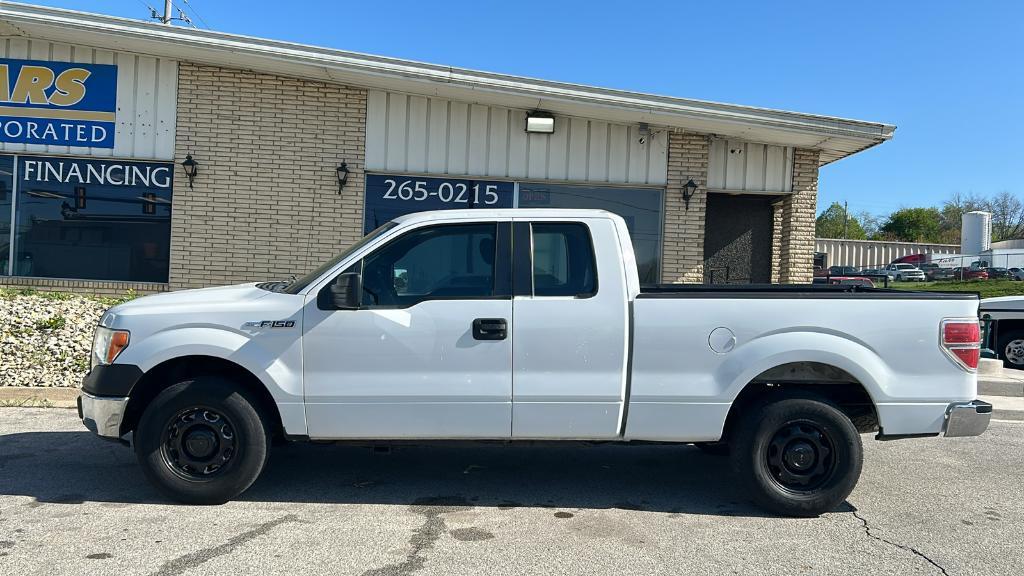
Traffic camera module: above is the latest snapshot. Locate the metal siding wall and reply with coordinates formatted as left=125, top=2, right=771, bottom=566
left=365, top=90, right=667, bottom=185
left=0, top=37, right=177, bottom=160
left=814, top=239, right=960, bottom=269
left=708, top=138, right=793, bottom=193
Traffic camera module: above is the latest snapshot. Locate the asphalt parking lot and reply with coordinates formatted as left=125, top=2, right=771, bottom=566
left=1, top=408, right=1021, bottom=576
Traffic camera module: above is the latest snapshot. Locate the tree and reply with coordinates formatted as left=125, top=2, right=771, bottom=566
left=940, top=192, right=987, bottom=244
left=879, top=207, right=944, bottom=243
left=987, top=191, right=1024, bottom=241
left=815, top=202, right=867, bottom=239
left=855, top=210, right=883, bottom=239
left=940, top=191, right=1024, bottom=243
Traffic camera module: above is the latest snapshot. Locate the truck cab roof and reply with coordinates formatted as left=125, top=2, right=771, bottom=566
left=391, top=208, right=620, bottom=225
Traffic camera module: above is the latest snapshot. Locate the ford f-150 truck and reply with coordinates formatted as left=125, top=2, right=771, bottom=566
left=79, top=209, right=991, bottom=516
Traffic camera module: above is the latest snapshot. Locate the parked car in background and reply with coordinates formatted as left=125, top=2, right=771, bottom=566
left=986, top=267, right=1012, bottom=280
left=814, top=265, right=861, bottom=278
left=952, top=267, right=989, bottom=281
left=929, top=267, right=955, bottom=281
left=1010, top=268, right=1024, bottom=281
left=830, top=276, right=875, bottom=287
left=886, top=263, right=926, bottom=282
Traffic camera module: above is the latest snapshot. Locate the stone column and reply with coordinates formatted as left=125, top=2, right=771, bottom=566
left=777, top=148, right=820, bottom=284
left=661, top=131, right=709, bottom=284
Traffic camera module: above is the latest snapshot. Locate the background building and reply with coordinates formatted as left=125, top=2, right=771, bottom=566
left=815, top=238, right=959, bottom=270
left=0, top=3, right=894, bottom=295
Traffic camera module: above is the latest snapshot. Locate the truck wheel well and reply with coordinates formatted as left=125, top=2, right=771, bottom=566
left=120, top=355, right=284, bottom=439
left=720, top=362, right=879, bottom=441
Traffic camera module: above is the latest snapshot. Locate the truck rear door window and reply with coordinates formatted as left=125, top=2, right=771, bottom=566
left=530, top=223, right=597, bottom=298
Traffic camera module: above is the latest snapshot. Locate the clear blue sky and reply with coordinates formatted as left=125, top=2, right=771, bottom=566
left=29, top=0, right=1024, bottom=218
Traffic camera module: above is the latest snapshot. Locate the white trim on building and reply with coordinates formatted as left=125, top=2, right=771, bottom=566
left=0, top=2, right=894, bottom=166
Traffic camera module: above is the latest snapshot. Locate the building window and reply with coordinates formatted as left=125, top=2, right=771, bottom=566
left=363, top=174, right=664, bottom=284
left=518, top=184, right=663, bottom=284
left=0, top=155, right=13, bottom=276
left=2, top=154, right=173, bottom=282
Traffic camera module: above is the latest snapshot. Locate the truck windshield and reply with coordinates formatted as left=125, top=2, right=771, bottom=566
left=283, top=222, right=398, bottom=294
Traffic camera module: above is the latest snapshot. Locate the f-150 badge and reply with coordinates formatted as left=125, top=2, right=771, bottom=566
left=243, top=320, right=295, bottom=328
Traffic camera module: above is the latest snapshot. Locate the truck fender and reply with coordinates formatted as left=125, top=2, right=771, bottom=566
left=119, top=326, right=303, bottom=405
left=714, top=330, right=889, bottom=406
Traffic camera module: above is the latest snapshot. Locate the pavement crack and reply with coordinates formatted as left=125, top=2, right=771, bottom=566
left=361, top=496, right=469, bottom=576
left=851, top=510, right=950, bottom=576
left=146, top=514, right=300, bottom=576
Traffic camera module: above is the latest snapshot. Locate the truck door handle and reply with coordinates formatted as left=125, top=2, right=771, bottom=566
left=472, top=318, right=507, bottom=340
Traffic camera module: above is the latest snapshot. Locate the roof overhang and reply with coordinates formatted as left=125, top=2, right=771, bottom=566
left=0, top=2, right=895, bottom=165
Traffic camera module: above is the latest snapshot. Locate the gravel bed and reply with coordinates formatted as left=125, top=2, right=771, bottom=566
left=0, top=290, right=122, bottom=387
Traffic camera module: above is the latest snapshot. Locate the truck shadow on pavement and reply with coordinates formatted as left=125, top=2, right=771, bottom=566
left=1, top=431, right=780, bottom=518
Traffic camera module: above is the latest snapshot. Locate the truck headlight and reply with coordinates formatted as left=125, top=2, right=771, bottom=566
left=91, top=326, right=130, bottom=370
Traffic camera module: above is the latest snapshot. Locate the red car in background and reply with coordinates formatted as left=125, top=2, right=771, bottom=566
left=952, top=267, right=989, bottom=280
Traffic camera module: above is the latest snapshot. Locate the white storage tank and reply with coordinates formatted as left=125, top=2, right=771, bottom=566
left=961, top=211, right=992, bottom=255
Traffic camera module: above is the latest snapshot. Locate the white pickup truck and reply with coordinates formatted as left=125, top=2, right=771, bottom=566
left=79, top=209, right=990, bottom=516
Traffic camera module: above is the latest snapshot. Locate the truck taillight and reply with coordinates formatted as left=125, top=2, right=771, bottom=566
left=941, top=319, right=981, bottom=371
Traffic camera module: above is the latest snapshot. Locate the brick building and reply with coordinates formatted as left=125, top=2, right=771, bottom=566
left=0, top=4, right=893, bottom=296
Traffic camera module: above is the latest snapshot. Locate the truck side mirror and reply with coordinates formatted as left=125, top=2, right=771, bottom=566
left=324, top=272, right=362, bottom=310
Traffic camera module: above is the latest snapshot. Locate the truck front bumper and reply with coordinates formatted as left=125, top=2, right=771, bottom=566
left=943, top=400, right=992, bottom=437
left=78, top=392, right=129, bottom=439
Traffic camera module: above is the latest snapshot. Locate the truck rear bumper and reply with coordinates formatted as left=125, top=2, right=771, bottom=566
left=943, top=399, right=992, bottom=437
left=78, top=392, right=129, bottom=439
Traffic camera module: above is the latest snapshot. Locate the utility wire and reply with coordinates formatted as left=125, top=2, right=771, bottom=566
left=180, top=0, right=211, bottom=28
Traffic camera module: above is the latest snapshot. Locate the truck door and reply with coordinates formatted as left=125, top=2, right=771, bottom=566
left=511, top=218, right=629, bottom=439
left=302, top=221, right=513, bottom=439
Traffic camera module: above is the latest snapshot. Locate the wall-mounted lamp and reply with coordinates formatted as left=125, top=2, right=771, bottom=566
left=181, top=154, right=198, bottom=189
left=336, top=162, right=350, bottom=194
left=525, top=111, right=555, bottom=134
left=682, top=178, right=698, bottom=210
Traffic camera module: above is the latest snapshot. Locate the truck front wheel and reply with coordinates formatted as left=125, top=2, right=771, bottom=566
left=134, top=376, right=270, bottom=504
left=731, top=396, right=863, bottom=517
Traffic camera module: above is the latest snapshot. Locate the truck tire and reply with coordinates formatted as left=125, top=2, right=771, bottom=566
left=730, top=396, right=862, bottom=517
left=997, top=329, right=1024, bottom=369
left=134, top=376, right=270, bottom=504
left=694, top=442, right=730, bottom=456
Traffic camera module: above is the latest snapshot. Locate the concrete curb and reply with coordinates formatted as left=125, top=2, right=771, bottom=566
left=979, top=395, right=1024, bottom=421
left=978, top=376, right=1024, bottom=397
left=0, top=387, right=79, bottom=408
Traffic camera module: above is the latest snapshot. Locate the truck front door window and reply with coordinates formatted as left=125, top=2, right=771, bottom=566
left=360, top=223, right=497, bottom=307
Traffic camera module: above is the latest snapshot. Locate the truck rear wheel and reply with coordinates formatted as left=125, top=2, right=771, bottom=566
left=134, top=376, right=270, bottom=504
left=730, top=396, right=862, bottom=517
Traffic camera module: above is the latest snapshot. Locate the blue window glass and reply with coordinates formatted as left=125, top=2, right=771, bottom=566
left=0, top=155, right=13, bottom=275
left=363, top=174, right=514, bottom=233
left=12, top=156, right=173, bottom=282
left=518, top=184, right=663, bottom=284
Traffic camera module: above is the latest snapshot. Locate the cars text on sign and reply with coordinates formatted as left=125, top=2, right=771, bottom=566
left=0, top=58, right=118, bottom=148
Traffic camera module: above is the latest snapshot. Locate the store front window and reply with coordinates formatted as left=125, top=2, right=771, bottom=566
left=2, top=154, right=173, bottom=282
left=0, top=156, right=13, bottom=276
left=363, top=174, right=664, bottom=284
left=518, top=184, right=663, bottom=284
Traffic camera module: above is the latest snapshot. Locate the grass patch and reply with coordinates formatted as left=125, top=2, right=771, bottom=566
left=889, top=280, right=1024, bottom=299
left=0, top=287, right=140, bottom=304
left=34, top=315, right=67, bottom=330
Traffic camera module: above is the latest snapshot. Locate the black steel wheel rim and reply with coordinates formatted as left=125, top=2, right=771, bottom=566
left=160, top=406, right=238, bottom=481
left=764, top=420, right=836, bottom=493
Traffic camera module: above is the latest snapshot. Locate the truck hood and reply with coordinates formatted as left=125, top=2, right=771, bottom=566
left=100, top=283, right=278, bottom=326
